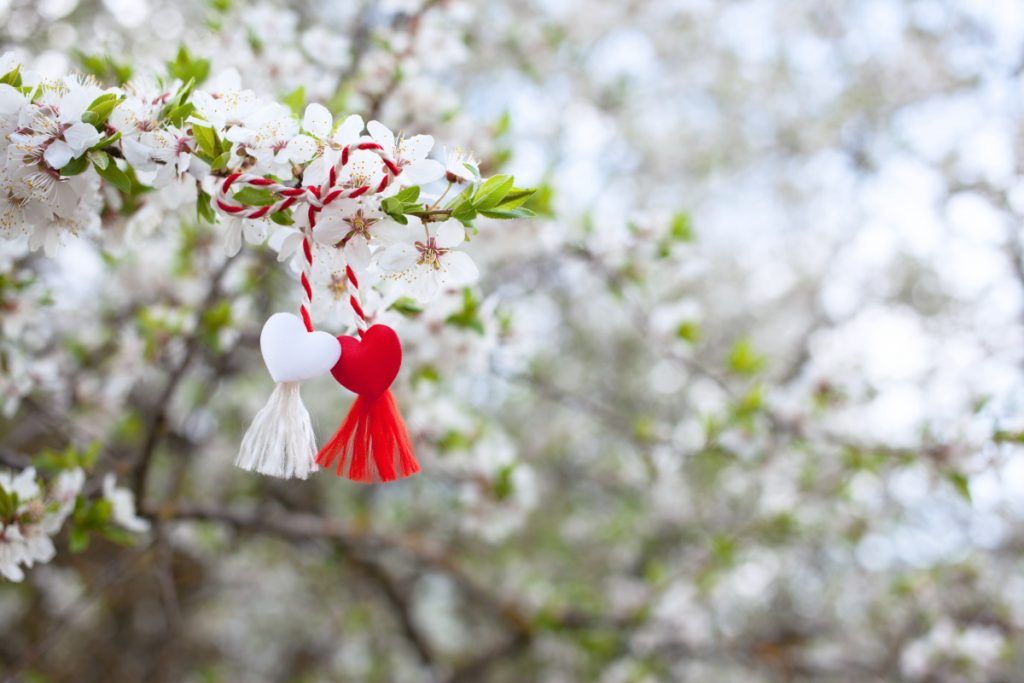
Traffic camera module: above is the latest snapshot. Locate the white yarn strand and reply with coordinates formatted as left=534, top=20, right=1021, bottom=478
left=236, top=382, right=319, bottom=479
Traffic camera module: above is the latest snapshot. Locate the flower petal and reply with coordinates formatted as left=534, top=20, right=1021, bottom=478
left=224, top=220, right=243, bottom=256
left=0, top=84, right=25, bottom=116
left=407, top=268, right=439, bottom=302
left=375, top=219, right=412, bottom=244
left=344, top=238, right=371, bottom=270
left=398, top=134, right=433, bottom=162
left=59, top=87, right=97, bottom=122
left=122, top=137, right=154, bottom=169
left=434, top=218, right=466, bottom=248
left=313, top=213, right=348, bottom=245
left=401, top=158, right=444, bottom=185
left=367, top=120, right=395, bottom=153
left=285, top=134, right=318, bottom=163
left=303, top=156, right=329, bottom=186
left=333, top=114, right=364, bottom=146
left=243, top=220, right=268, bottom=245
left=302, top=103, right=333, bottom=138
left=438, top=251, right=479, bottom=287
left=378, top=243, right=419, bottom=272
left=269, top=227, right=303, bottom=261
left=43, top=140, right=74, bottom=170
left=62, top=122, right=101, bottom=154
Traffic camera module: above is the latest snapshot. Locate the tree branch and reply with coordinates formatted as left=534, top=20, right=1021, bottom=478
left=131, top=256, right=234, bottom=506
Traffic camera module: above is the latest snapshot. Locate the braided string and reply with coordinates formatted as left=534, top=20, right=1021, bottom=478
left=214, top=142, right=399, bottom=333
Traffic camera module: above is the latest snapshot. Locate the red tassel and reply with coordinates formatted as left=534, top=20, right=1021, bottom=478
left=316, top=390, right=419, bottom=482
left=317, top=325, right=420, bottom=482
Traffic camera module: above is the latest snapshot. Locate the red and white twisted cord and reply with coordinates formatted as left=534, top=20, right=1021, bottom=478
left=213, top=141, right=400, bottom=334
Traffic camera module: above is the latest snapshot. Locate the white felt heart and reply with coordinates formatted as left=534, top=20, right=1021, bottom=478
left=260, top=313, right=341, bottom=383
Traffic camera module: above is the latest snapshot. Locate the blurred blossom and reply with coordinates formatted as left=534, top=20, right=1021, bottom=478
left=0, top=0, right=1022, bottom=680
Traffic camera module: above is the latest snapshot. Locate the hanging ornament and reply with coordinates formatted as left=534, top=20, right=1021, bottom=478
left=236, top=313, right=341, bottom=479
left=216, top=137, right=420, bottom=483
left=316, top=324, right=419, bottom=483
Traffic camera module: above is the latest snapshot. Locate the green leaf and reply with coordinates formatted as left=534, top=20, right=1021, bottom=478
left=95, top=158, right=132, bottom=193
left=993, top=429, right=1024, bottom=444
left=390, top=297, right=423, bottom=317
left=0, top=65, right=21, bottom=87
left=83, top=93, right=123, bottom=127
left=92, top=131, right=122, bottom=150
left=493, top=464, right=516, bottom=500
left=676, top=321, right=700, bottom=343
left=32, top=442, right=101, bottom=474
left=0, top=487, right=15, bottom=520
left=75, top=52, right=132, bottom=85
left=394, top=185, right=420, bottom=203
left=167, top=46, right=210, bottom=85
left=269, top=209, right=294, bottom=226
left=80, top=442, right=101, bottom=469
left=197, top=190, right=216, bottom=224
left=494, top=110, right=512, bottom=137
left=172, top=77, right=196, bottom=108
left=209, top=150, right=231, bottom=172
left=446, top=185, right=478, bottom=226
left=479, top=207, right=535, bottom=220
left=730, top=384, right=764, bottom=426
left=60, top=154, right=90, bottom=177
left=77, top=52, right=107, bottom=79
left=232, top=186, right=277, bottom=206
left=68, top=526, right=90, bottom=553
left=380, top=187, right=424, bottom=224
left=670, top=212, right=693, bottom=242
left=727, top=338, right=766, bottom=377
left=201, top=300, right=233, bottom=339
left=491, top=187, right=535, bottom=211
left=380, top=196, right=401, bottom=214
left=445, top=288, right=485, bottom=335
left=446, top=184, right=474, bottom=209
left=948, top=472, right=972, bottom=503
left=473, top=174, right=514, bottom=211
left=111, top=62, right=133, bottom=86
left=192, top=124, right=219, bottom=160
left=282, top=86, right=305, bottom=115
left=451, top=203, right=477, bottom=225
left=88, top=150, right=109, bottom=170
left=165, top=102, right=195, bottom=128
left=411, top=364, right=440, bottom=386
left=523, top=181, right=555, bottom=217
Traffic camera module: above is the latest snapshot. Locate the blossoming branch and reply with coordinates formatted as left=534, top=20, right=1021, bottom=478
left=0, top=49, right=533, bottom=308
left=0, top=45, right=536, bottom=579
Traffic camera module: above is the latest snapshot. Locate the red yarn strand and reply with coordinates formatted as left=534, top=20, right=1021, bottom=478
left=315, top=390, right=419, bottom=483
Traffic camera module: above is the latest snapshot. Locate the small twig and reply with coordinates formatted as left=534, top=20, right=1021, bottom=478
left=408, top=208, right=454, bottom=222
left=148, top=502, right=528, bottom=630
left=131, top=256, right=234, bottom=506
left=443, top=630, right=531, bottom=683
left=345, top=552, right=437, bottom=668
left=0, top=449, right=31, bottom=470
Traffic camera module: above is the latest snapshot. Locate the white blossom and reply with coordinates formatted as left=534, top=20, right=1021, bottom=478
left=9, top=76, right=103, bottom=170
left=0, top=467, right=83, bottom=583
left=366, top=120, right=444, bottom=186
left=378, top=218, right=478, bottom=302
left=102, top=474, right=150, bottom=533
left=443, top=148, right=480, bottom=185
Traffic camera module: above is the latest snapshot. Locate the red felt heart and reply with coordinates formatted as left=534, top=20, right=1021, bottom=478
left=330, top=325, right=403, bottom=398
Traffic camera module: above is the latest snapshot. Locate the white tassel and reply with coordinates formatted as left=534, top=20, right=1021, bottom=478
left=236, top=382, right=319, bottom=479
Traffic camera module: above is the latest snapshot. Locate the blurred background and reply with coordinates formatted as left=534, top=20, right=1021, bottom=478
left=1, top=0, right=1023, bottom=681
